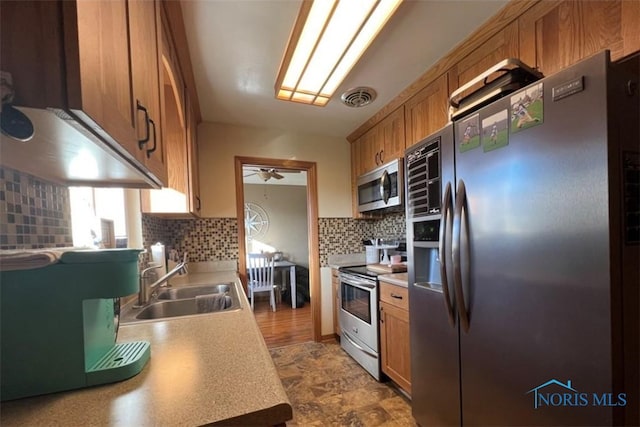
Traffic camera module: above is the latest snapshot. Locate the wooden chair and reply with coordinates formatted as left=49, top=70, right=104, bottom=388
left=247, top=253, right=276, bottom=312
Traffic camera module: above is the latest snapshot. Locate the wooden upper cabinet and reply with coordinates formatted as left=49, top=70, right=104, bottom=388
left=380, top=106, right=406, bottom=163
left=140, top=2, right=201, bottom=218
left=359, top=127, right=382, bottom=173
left=404, top=74, right=449, bottom=148
left=353, top=106, right=406, bottom=177
left=66, top=0, right=167, bottom=184
left=186, top=93, right=201, bottom=216
left=164, top=78, right=188, bottom=196
left=65, top=0, right=138, bottom=158
left=448, top=21, right=520, bottom=100
left=519, top=0, right=640, bottom=77
left=0, top=0, right=167, bottom=188
left=129, top=0, right=167, bottom=185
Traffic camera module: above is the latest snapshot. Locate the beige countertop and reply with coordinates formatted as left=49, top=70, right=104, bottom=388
left=1, top=271, right=292, bottom=426
left=378, top=272, right=409, bottom=288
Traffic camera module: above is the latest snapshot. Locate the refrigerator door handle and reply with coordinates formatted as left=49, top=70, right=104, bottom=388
left=439, top=181, right=456, bottom=327
left=453, top=179, right=471, bottom=333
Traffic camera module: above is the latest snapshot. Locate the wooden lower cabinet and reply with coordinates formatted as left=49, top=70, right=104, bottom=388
left=379, top=282, right=411, bottom=395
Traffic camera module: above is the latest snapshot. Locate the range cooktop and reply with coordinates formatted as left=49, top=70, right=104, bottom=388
left=340, top=265, right=380, bottom=279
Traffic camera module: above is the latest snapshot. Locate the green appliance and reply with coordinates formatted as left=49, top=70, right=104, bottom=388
left=0, top=249, right=150, bottom=401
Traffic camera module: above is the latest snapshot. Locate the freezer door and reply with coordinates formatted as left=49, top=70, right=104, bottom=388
left=454, top=51, right=618, bottom=426
left=408, top=124, right=462, bottom=426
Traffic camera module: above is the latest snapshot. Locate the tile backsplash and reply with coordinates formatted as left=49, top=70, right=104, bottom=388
left=142, top=213, right=406, bottom=267
left=371, top=212, right=406, bottom=240
left=0, top=166, right=405, bottom=264
left=142, top=215, right=239, bottom=262
left=141, top=214, right=168, bottom=250
left=0, top=167, right=73, bottom=250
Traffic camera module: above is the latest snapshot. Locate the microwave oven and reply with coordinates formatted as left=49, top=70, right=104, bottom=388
left=356, top=158, right=403, bottom=213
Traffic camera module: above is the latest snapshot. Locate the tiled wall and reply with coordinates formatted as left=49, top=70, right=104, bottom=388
left=0, top=167, right=73, bottom=250
left=142, top=215, right=239, bottom=262
left=371, top=212, right=406, bottom=240
left=141, top=214, right=169, bottom=250
left=318, top=218, right=372, bottom=266
left=141, top=213, right=406, bottom=267
left=165, top=218, right=239, bottom=262
left=0, top=166, right=405, bottom=262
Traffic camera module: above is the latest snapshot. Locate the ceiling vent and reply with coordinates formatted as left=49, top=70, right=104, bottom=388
left=340, top=87, right=377, bottom=108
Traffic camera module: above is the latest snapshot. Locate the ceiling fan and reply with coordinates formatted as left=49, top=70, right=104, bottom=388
left=243, top=168, right=299, bottom=182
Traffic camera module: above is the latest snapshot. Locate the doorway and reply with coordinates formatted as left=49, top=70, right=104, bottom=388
left=234, top=156, right=320, bottom=342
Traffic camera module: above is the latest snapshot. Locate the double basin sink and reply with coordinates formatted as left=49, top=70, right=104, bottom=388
left=120, top=282, right=242, bottom=324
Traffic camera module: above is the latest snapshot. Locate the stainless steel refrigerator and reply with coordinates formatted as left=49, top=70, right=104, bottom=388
left=405, top=50, right=639, bottom=426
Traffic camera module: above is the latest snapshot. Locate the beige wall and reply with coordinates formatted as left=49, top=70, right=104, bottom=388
left=198, top=122, right=352, bottom=218
left=244, top=184, right=309, bottom=267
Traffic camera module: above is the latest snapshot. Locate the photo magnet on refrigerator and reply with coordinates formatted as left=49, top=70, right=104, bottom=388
left=457, top=114, right=480, bottom=153
left=482, top=109, right=509, bottom=152
left=510, top=82, right=544, bottom=134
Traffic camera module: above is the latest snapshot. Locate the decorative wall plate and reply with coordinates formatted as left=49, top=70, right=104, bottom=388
left=244, top=202, right=269, bottom=239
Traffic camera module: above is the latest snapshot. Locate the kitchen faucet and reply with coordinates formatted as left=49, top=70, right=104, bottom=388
left=136, top=259, right=188, bottom=306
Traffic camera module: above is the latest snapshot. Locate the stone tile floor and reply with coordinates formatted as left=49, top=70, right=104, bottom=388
left=270, top=341, right=417, bottom=426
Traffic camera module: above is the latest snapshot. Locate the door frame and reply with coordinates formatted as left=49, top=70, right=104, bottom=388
left=234, top=156, right=320, bottom=342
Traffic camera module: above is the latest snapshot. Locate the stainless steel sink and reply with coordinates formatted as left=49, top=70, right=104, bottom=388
left=157, top=284, right=230, bottom=300
left=119, top=281, right=242, bottom=324
left=135, top=295, right=234, bottom=320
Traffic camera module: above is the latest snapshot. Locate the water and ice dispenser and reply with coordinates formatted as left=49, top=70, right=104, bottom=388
left=410, top=219, right=443, bottom=290
left=413, top=246, right=442, bottom=288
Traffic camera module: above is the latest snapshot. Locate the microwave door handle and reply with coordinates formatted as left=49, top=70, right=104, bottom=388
left=380, top=170, right=390, bottom=204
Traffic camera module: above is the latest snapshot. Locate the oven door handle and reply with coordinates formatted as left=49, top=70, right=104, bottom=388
left=340, top=276, right=375, bottom=290
left=341, top=330, right=377, bottom=358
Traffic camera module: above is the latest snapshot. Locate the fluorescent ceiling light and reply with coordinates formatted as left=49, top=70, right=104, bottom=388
left=275, top=0, right=402, bottom=106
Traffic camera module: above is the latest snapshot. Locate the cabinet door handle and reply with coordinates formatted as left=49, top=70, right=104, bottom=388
left=196, top=196, right=201, bottom=211
left=136, top=101, right=150, bottom=148
left=146, top=118, right=157, bottom=158
left=390, top=293, right=403, bottom=299
left=380, top=306, right=384, bottom=323
left=375, top=151, right=380, bottom=165
left=380, top=149, right=384, bottom=163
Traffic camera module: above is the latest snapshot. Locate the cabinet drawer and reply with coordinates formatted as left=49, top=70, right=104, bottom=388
left=379, top=282, right=408, bottom=311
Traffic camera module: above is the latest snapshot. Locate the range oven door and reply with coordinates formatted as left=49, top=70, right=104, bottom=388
left=339, top=272, right=380, bottom=379
left=357, top=159, right=403, bottom=213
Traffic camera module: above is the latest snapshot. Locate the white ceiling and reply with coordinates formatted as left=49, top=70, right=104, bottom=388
left=180, top=0, right=509, bottom=139
left=243, top=167, right=307, bottom=186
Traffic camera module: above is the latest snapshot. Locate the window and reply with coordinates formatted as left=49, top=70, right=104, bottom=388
left=69, top=187, right=126, bottom=248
